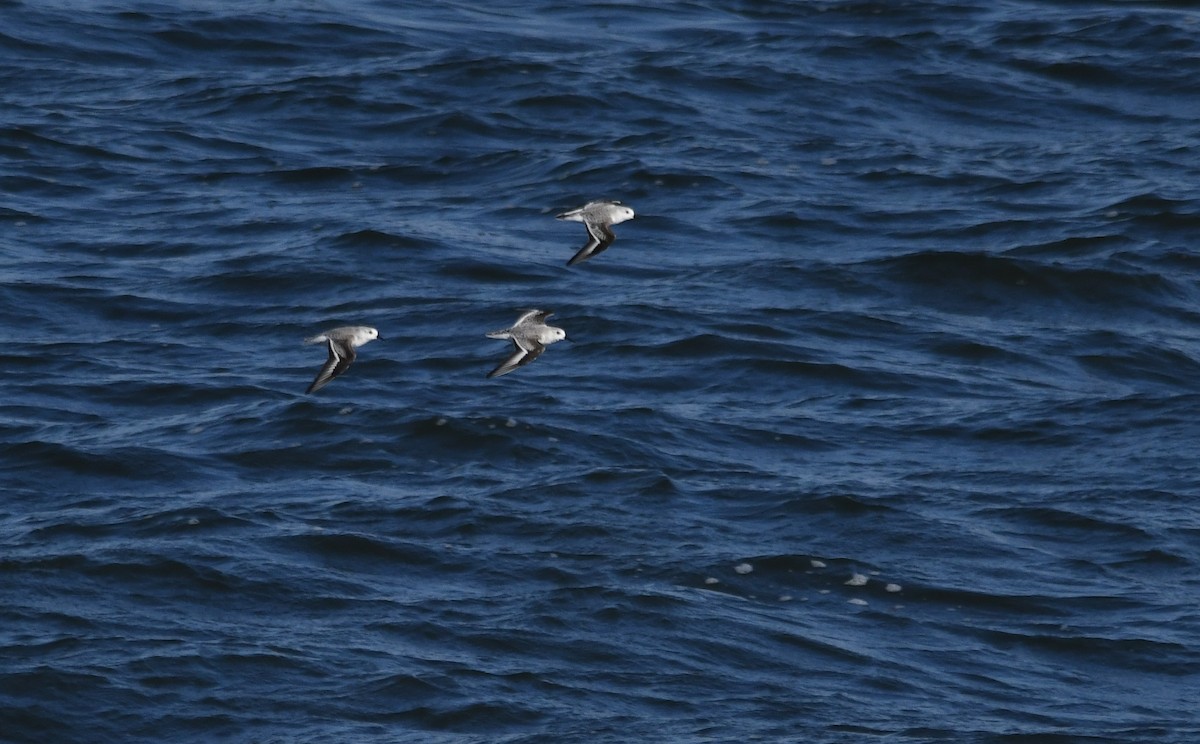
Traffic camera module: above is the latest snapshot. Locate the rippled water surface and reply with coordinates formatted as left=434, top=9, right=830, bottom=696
left=3, top=1, right=1200, bottom=741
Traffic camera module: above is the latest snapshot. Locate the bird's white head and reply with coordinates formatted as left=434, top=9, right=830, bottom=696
left=546, top=326, right=567, bottom=345
left=615, top=205, right=635, bottom=224
left=359, top=327, right=380, bottom=344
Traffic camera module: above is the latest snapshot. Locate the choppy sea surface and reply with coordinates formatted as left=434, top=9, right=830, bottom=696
left=3, top=1, right=1200, bottom=741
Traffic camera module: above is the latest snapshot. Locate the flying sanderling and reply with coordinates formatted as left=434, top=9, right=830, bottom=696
left=556, top=200, right=635, bottom=266
left=485, top=309, right=567, bottom=378
left=303, top=325, right=379, bottom=394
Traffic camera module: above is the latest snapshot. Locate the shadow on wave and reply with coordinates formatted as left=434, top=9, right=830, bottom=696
left=863, top=249, right=1190, bottom=314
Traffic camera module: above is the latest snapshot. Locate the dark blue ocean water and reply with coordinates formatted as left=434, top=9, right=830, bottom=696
left=3, top=1, right=1200, bottom=741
